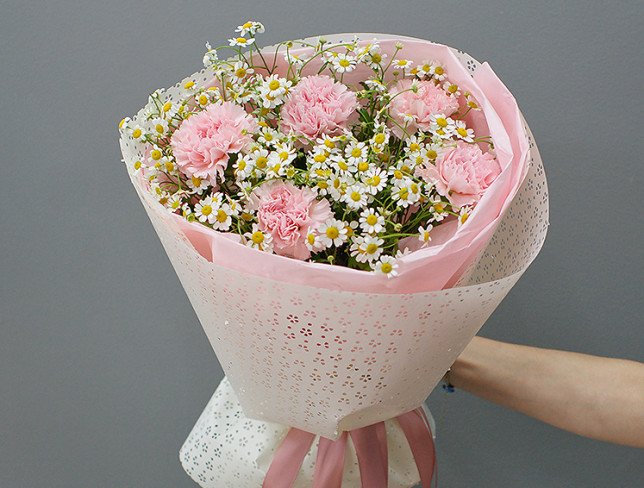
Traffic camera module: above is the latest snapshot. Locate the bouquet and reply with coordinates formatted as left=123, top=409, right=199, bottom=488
left=119, top=22, right=548, bottom=488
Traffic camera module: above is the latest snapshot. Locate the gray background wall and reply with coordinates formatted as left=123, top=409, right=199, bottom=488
left=1, top=0, right=642, bottom=486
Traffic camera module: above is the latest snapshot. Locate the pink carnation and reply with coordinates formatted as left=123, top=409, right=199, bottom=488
left=248, top=181, right=332, bottom=260
left=280, top=75, right=358, bottom=140
left=170, top=101, right=257, bottom=184
left=416, top=141, right=501, bottom=208
left=389, top=79, right=459, bottom=137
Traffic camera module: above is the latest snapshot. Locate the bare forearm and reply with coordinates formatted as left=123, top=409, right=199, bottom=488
left=450, top=337, right=644, bottom=448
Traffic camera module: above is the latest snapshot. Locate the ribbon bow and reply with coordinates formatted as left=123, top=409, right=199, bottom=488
left=263, top=407, right=436, bottom=487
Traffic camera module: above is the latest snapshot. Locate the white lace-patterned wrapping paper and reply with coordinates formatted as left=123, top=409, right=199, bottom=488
left=119, top=34, right=548, bottom=487
left=179, top=376, right=434, bottom=488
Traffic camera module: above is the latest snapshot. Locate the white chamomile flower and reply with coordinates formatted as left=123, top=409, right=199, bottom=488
left=229, top=36, right=255, bottom=48
left=331, top=156, right=352, bottom=174
left=132, top=160, right=145, bottom=175
left=202, top=42, right=219, bottom=68
left=458, top=206, right=472, bottom=227
left=167, top=193, right=184, bottom=212
left=361, top=43, right=387, bottom=69
left=429, top=114, right=456, bottom=139
left=236, top=21, right=265, bottom=36
left=418, top=224, right=433, bottom=245
left=428, top=62, right=447, bottom=80
left=118, top=117, right=131, bottom=131
left=429, top=197, right=449, bottom=222
left=273, top=142, right=296, bottom=165
left=316, top=134, right=340, bottom=152
left=194, top=196, right=218, bottom=224
left=345, top=141, right=368, bottom=165
left=365, top=78, right=387, bottom=91
left=363, top=168, right=387, bottom=195
left=186, top=175, right=210, bottom=195
left=305, top=228, right=327, bottom=252
left=231, top=61, right=254, bottom=81
left=181, top=79, right=198, bottom=95
left=250, top=148, right=270, bottom=171
left=210, top=203, right=233, bottom=231
left=244, top=224, right=273, bottom=252
left=285, top=51, right=305, bottom=67
left=372, top=255, right=399, bottom=278
left=392, top=58, right=414, bottom=74
left=318, top=219, right=349, bottom=247
left=370, top=129, right=390, bottom=152
left=257, top=126, right=280, bottom=146
left=392, top=177, right=421, bottom=208
left=454, top=120, right=475, bottom=142
left=342, top=184, right=369, bottom=210
left=233, top=154, right=254, bottom=180
left=129, top=124, right=145, bottom=141
left=359, top=209, right=385, bottom=234
left=148, top=145, right=164, bottom=163
left=331, top=53, right=357, bottom=73
left=443, top=82, right=461, bottom=97
left=149, top=117, right=169, bottom=137
left=415, top=61, right=434, bottom=77
left=350, top=235, right=384, bottom=263
left=261, top=74, right=291, bottom=98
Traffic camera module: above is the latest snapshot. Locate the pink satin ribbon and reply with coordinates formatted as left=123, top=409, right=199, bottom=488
left=263, top=407, right=436, bottom=488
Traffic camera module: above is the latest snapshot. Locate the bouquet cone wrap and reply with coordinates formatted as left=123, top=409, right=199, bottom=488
left=120, top=34, right=548, bottom=486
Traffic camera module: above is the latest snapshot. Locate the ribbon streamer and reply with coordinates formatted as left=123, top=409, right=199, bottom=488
left=263, top=407, right=436, bottom=487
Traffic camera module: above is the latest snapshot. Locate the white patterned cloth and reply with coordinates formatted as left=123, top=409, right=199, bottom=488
left=180, top=377, right=435, bottom=488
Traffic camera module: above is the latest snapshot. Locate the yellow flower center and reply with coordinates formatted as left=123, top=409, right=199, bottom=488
left=264, top=132, right=273, bottom=141
left=351, top=147, right=362, bottom=158
left=234, top=68, right=247, bottom=78
left=339, top=59, right=350, bottom=67
left=243, top=21, right=253, bottom=29
left=381, top=262, right=393, bottom=274
left=460, top=212, right=470, bottom=224
left=357, top=161, right=369, bottom=172
left=307, top=234, right=316, bottom=245
left=163, top=101, right=172, bottom=112
left=337, top=160, right=349, bottom=171
left=366, top=243, right=379, bottom=254
left=279, top=151, right=289, bottom=161
left=133, top=161, right=142, bottom=170
left=199, top=94, right=208, bottom=105
left=201, top=205, right=212, bottom=216
left=434, top=66, right=444, bottom=75
left=271, top=163, right=281, bottom=173
left=409, top=143, right=420, bottom=152
left=369, top=175, right=381, bottom=187
left=256, top=156, right=268, bottom=168
left=119, top=118, right=127, bottom=129
left=251, top=231, right=265, bottom=244
left=324, top=139, right=336, bottom=149
left=436, top=117, right=448, bottom=128
left=350, top=191, right=361, bottom=202
left=132, top=128, right=142, bottom=139
left=371, top=53, right=382, bottom=63
left=184, top=81, right=195, bottom=89
left=393, top=170, right=403, bottom=179
left=399, top=188, right=409, bottom=199
left=165, top=161, right=174, bottom=172
left=427, top=149, right=437, bottom=159
left=366, top=214, right=378, bottom=226
left=374, top=133, right=386, bottom=144
left=155, top=123, right=164, bottom=134
left=401, top=164, right=411, bottom=174
left=237, top=159, right=247, bottom=170
left=314, top=153, right=327, bottom=163
left=434, top=203, right=444, bottom=213
left=457, top=127, right=468, bottom=137
left=448, top=84, right=458, bottom=94
left=326, top=227, right=339, bottom=239
left=236, top=37, right=247, bottom=44
left=191, top=176, right=202, bottom=187
left=317, top=181, right=328, bottom=189
left=216, top=209, right=228, bottom=223
left=268, top=80, right=281, bottom=90
left=150, top=149, right=162, bottom=160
